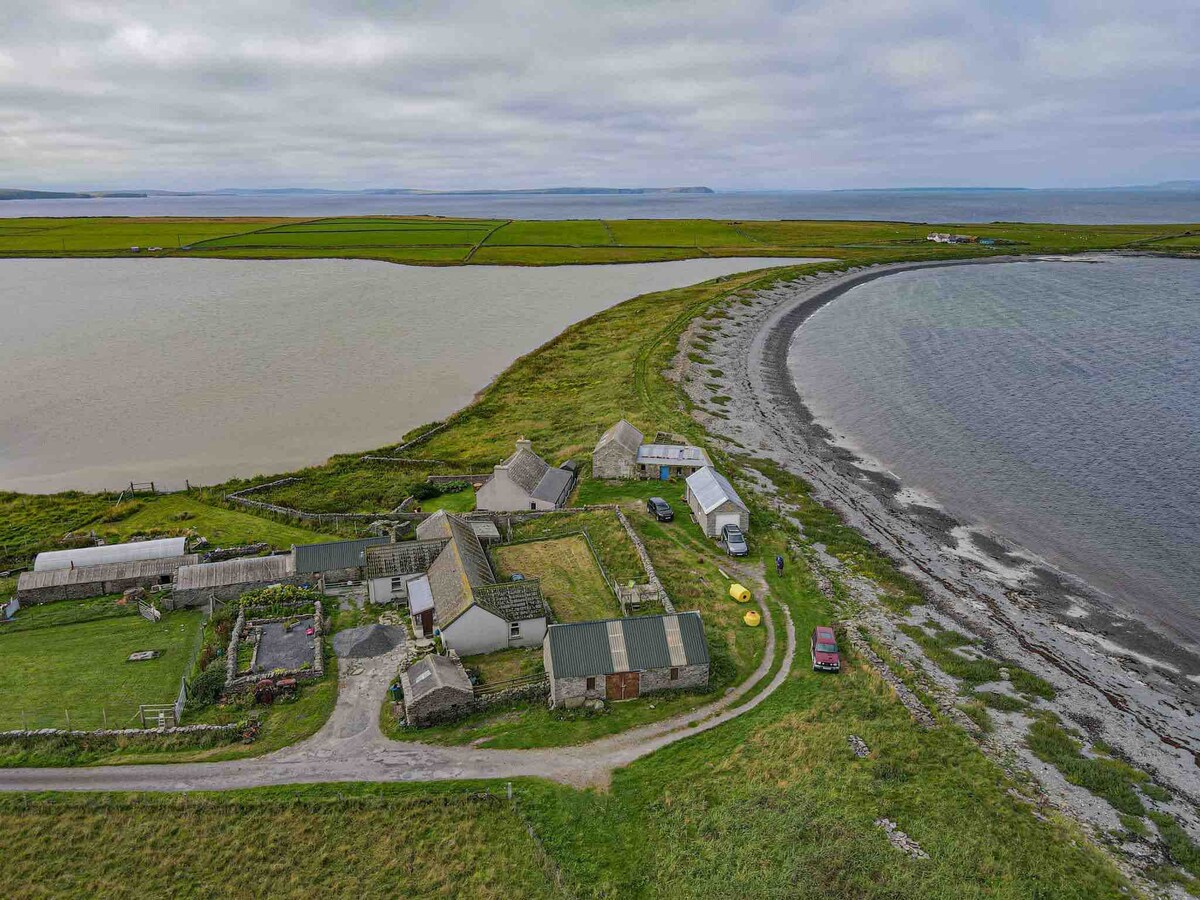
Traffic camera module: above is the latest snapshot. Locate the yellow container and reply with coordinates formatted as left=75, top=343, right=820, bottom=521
left=743, top=609, right=761, bottom=627
left=729, top=583, right=751, bottom=603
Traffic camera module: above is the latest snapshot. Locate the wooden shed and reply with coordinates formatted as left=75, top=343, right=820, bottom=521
left=684, top=467, right=750, bottom=538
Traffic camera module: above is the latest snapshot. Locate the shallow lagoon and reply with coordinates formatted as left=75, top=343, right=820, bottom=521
left=0, top=256, right=820, bottom=492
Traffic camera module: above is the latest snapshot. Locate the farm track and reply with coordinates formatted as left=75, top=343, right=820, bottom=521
left=0, top=590, right=794, bottom=792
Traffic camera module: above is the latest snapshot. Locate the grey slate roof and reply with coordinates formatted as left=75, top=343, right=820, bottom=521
left=415, top=510, right=454, bottom=540
left=685, top=466, right=748, bottom=514
left=174, top=554, right=294, bottom=591
left=292, top=537, right=389, bottom=574
left=364, top=539, right=449, bottom=579
left=405, top=654, right=472, bottom=701
left=473, top=579, right=548, bottom=622
left=595, top=419, right=643, bottom=456
left=546, top=611, right=709, bottom=678
left=531, top=466, right=574, bottom=505
left=504, top=447, right=551, bottom=495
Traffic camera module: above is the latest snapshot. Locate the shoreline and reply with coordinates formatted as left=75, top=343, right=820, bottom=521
left=679, top=256, right=1200, bottom=829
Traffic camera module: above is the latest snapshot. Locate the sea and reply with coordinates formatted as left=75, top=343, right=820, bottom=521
left=786, top=256, right=1200, bottom=643
left=2, top=187, right=1199, bottom=224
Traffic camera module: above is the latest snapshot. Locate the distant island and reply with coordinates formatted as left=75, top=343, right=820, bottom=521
left=0, top=185, right=715, bottom=201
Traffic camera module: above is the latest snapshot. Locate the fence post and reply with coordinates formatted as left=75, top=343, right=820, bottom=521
left=65, top=709, right=70, bottom=729
left=102, top=708, right=108, bottom=729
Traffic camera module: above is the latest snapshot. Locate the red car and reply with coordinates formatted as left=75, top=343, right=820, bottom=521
left=811, top=626, right=841, bottom=673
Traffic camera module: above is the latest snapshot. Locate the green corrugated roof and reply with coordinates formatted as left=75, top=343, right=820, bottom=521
left=546, top=612, right=708, bottom=678
left=292, top=537, right=389, bottom=574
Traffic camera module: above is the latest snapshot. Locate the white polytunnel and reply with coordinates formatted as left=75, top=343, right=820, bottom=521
left=33, top=537, right=189, bottom=572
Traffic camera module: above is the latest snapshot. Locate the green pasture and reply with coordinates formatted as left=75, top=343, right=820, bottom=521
left=0, top=607, right=203, bottom=730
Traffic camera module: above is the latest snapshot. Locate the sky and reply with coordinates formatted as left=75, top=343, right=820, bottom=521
left=1, top=0, right=1197, bottom=191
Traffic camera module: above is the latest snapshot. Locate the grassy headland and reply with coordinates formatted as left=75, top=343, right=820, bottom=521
left=4, top=219, right=1196, bottom=894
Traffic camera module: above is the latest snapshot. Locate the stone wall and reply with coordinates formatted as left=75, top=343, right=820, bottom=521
left=640, top=663, right=708, bottom=695
left=614, top=507, right=676, bottom=614
left=223, top=600, right=324, bottom=693
left=169, top=573, right=307, bottom=610
left=0, top=722, right=243, bottom=741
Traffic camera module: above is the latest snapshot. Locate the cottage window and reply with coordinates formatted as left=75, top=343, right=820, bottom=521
left=509, top=621, right=520, bottom=638
left=586, top=676, right=596, bottom=691
left=670, top=667, right=679, bottom=681
left=529, top=502, right=537, bottom=510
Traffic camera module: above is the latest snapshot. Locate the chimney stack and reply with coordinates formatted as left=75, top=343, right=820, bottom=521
left=516, top=438, right=532, bottom=452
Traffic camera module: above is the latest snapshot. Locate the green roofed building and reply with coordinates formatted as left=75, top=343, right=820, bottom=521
left=543, top=611, right=710, bottom=708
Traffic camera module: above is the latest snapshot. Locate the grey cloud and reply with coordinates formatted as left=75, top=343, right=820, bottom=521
left=0, top=0, right=1196, bottom=189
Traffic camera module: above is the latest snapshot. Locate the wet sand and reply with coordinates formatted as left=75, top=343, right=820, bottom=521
left=676, top=257, right=1200, bottom=831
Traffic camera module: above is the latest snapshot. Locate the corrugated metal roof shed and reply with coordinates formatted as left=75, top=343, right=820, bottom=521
left=292, top=537, right=389, bottom=574
left=685, top=467, right=748, bottom=514
left=636, top=444, right=712, bottom=467
left=546, top=611, right=709, bottom=678
left=174, top=554, right=294, bottom=591
left=34, top=537, right=189, bottom=572
left=408, top=575, right=434, bottom=614
left=18, top=555, right=199, bottom=591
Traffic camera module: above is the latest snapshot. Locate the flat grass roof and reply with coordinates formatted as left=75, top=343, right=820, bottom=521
left=491, top=534, right=618, bottom=623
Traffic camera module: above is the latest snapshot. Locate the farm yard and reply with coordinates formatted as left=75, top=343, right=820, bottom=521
left=0, top=603, right=203, bottom=731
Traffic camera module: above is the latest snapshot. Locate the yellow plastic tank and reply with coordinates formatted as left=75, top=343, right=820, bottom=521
left=729, top=583, right=751, bottom=603
left=743, top=609, right=761, bottom=627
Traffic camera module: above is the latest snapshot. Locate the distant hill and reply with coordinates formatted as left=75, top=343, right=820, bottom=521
left=0, top=188, right=151, bottom=201
left=208, top=186, right=716, bottom=196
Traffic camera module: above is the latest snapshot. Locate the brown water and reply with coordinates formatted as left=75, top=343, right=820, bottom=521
left=0, top=257, right=821, bottom=492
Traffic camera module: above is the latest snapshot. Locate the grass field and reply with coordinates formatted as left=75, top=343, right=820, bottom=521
left=416, top=486, right=475, bottom=513
left=2, top=214, right=1194, bottom=267
left=0, top=608, right=203, bottom=730
left=0, top=784, right=557, bottom=899
left=492, top=535, right=618, bottom=622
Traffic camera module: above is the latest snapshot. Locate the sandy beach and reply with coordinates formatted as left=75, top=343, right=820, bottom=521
left=675, top=257, right=1200, bottom=847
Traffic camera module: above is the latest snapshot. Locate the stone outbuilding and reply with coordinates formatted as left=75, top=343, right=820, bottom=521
left=474, top=439, right=575, bottom=511
left=16, top=554, right=199, bottom=604
left=592, top=419, right=645, bottom=479
left=592, top=420, right=712, bottom=481
left=400, top=652, right=475, bottom=726
left=684, top=466, right=750, bottom=538
left=169, top=554, right=303, bottom=609
left=544, top=611, right=710, bottom=708
left=292, top=536, right=390, bottom=586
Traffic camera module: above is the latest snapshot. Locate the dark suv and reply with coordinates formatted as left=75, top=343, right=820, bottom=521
left=647, top=497, right=674, bottom=521
left=721, top=523, right=749, bottom=556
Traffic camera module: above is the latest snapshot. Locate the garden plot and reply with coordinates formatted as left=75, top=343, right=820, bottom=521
left=254, top=618, right=315, bottom=672
left=491, top=535, right=619, bottom=623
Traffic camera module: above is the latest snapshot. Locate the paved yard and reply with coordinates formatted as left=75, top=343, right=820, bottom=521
left=254, top=618, right=315, bottom=672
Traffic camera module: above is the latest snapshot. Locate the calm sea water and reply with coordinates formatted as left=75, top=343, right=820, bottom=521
left=0, top=256, right=820, bottom=494
left=2, top=188, right=1198, bottom=224
left=787, top=257, right=1200, bottom=641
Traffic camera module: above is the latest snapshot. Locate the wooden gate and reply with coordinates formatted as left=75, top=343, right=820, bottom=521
left=606, top=671, right=640, bottom=701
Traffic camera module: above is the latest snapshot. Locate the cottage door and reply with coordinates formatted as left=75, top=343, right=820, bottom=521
left=606, top=671, right=641, bottom=701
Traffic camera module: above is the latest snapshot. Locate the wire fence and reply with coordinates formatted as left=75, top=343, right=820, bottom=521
left=4, top=706, right=142, bottom=732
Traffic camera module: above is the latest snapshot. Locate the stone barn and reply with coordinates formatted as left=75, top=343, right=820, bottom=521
left=16, top=554, right=199, bottom=604
left=544, top=611, right=710, bottom=708
left=400, top=652, right=475, bottom=726
left=684, top=467, right=750, bottom=538
left=592, top=419, right=644, bottom=479
left=292, top=536, right=390, bottom=586
left=169, top=554, right=303, bottom=609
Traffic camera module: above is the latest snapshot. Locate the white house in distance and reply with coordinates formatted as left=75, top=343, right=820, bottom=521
left=685, top=467, right=750, bottom=538
left=474, top=439, right=576, bottom=511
